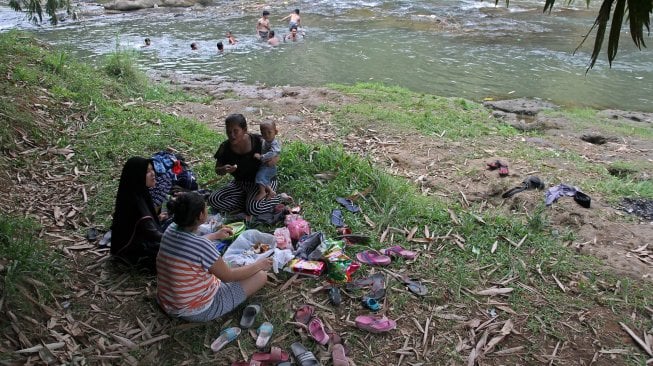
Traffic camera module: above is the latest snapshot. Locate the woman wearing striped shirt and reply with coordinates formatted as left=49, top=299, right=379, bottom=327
left=156, top=192, right=272, bottom=322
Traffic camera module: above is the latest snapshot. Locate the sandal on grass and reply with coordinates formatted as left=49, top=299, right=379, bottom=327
left=356, top=250, right=391, bottom=266
left=401, top=276, right=428, bottom=296
left=336, top=197, right=361, bottom=213
left=294, top=304, right=315, bottom=324
left=328, top=287, right=342, bottom=306
left=381, top=245, right=417, bottom=260
left=355, top=314, right=397, bottom=333
left=332, top=344, right=349, bottom=366
left=251, top=347, right=289, bottom=364
left=210, top=327, right=241, bottom=352
left=308, top=317, right=330, bottom=345
left=291, top=342, right=320, bottom=366
left=346, top=273, right=385, bottom=291
left=498, top=162, right=509, bottom=177
left=255, top=322, right=274, bottom=349
left=330, top=209, right=345, bottom=227
left=239, top=304, right=261, bottom=329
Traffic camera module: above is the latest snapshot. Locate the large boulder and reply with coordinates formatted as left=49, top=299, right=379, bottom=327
left=483, top=98, right=558, bottom=116
left=104, top=0, right=200, bottom=10
left=104, top=0, right=156, bottom=10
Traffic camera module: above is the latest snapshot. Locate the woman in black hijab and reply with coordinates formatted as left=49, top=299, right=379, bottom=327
left=110, top=157, right=163, bottom=265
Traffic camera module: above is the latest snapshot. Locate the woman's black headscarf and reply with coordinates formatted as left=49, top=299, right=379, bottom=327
left=110, top=157, right=161, bottom=259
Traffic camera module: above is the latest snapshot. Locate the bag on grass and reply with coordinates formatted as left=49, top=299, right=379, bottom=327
left=223, top=229, right=276, bottom=267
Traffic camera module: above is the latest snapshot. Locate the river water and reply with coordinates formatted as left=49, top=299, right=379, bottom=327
left=1, top=0, right=652, bottom=112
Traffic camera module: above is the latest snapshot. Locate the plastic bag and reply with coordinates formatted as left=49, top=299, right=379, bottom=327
left=287, top=217, right=310, bottom=242
left=323, top=240, right=359, bottom=283
left=272, top=248, right=294, bottom=273
left=197, top=214, right=224, bottom=236
left=223, top=230, right=276, bottom=267
left=274, top=227, right=293, bottom=250
left=295, top=232, right=325, bottom=260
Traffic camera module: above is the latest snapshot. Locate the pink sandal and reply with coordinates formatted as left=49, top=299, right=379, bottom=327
left=381, top=245, right=417, bottom=260
left=308, top=317, right=330, bottom=345
left=355, top=314, right=396, bottom=333
left=332, top=344, right=348, bottom=366
left=356, top=250, right=391, bottom=266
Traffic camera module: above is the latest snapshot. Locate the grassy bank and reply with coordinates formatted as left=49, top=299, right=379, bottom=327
left=1, top=31, right=652, bottom=365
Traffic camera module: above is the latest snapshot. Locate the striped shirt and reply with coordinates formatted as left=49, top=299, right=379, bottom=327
left=156, top=224, right=221, bottom=317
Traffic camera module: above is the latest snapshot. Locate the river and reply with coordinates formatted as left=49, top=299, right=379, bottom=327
left=1, top=0, right=652, bottom=112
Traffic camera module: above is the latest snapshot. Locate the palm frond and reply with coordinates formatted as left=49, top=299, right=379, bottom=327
left=588, top=0, right=616, bottom=69
left=607, top=0, right=626, bottom=65
left=627, top=0, right=652, bottom=49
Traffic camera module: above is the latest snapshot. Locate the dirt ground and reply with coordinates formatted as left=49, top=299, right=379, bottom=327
left=151, top=71, right=653, bottom=283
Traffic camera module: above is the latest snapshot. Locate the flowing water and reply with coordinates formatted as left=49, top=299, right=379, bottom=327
left=1, top=0, right=652, bottom=111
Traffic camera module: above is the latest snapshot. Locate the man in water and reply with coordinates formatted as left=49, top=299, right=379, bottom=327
left=217, top=41, right=224, bottom=53
left=143, top=38, right=151, bottom=47
left=284, top=26, right=303, bottom=42
left=256, top=10, right=271, bottom=41
left=191, top=42, right=198, bottom=51
left=267, top=30, right=280, bottom=46
left=281, top=9, right=301, bottom=31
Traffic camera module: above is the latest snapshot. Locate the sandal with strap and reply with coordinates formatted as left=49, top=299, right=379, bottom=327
left=210, top=327, right=241, bottom=352
left=291, top=342, right=319, bottom=366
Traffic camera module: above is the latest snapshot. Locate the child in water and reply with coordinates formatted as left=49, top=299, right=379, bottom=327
left=226, top=31, right=238, bottom=45
left=254, top=121, right=281, bottom=200
left=281, top=8, right=301, bottom=31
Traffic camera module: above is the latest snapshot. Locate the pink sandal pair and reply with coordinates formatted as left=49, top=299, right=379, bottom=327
left=356, top=245, right=416, bottom=266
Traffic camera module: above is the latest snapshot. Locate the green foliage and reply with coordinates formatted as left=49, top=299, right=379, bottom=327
left=8, top=0, right=70, bottom=24
left=103, top=48, right=147, bottom=88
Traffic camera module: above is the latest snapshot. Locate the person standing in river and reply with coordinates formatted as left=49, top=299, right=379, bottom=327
left=256, top=10, right=271, bottom=41
left=281, top=8, right=301, bottom=31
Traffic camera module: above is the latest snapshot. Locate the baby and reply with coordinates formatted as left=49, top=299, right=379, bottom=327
left=254, top=121, right=281, bottom=200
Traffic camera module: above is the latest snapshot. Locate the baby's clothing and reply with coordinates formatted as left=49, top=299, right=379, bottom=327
left=256, top=139, right=281, bottom=187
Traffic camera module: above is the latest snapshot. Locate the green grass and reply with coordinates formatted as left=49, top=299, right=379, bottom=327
left=542, top=108, right=653, bottom=139
left=327, top=82, right=518, bottom=140
left=0, top=215, right=65, bottom=313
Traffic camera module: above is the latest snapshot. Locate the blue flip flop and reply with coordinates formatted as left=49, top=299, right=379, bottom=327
left=336, top=197, right=360, bottom=213
left=256, top=322, right=274, bottom=349
left=211, top=327, right=241, bottom=352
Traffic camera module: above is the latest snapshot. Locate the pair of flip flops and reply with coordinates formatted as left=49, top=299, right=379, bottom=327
left=293, top=305, right=330, bottom=345
left=487, top=160, right=509, bottom=177
left=356, top=246, right=417, bottom=266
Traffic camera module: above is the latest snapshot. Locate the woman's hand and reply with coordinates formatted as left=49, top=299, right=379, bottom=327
left=216, top=164, right=238, bottom=175
left=254, top=153, right=261, bottom=160
left=256, top=256, right=273, bottom=272
left=158, top=212, right=169, bottom=221
left=205, top=227, right=233, bottom=241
